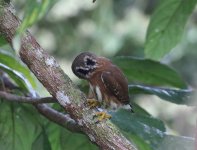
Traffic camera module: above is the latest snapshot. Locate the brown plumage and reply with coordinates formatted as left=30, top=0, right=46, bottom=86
left=72, top=52, right=131, bottom=110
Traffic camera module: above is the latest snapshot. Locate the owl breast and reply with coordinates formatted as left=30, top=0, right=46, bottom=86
left=89, top=77, right=105, bottom=103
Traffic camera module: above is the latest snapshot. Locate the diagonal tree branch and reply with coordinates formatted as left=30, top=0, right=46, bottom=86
left=0, top=91, right=55, bottom=103
left=0, top=3, right=137, bottom=150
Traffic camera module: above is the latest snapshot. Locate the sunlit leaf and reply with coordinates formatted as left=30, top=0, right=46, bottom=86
left=110, top=109, right=166, bottom=150
left=0, top=63, right=35, bottom=94
left=113, top=57, right=187, bottom=88
left=0, top=49, right=36, bottom=88
left=129, top=84, right=193, bottom=105
left=19, top=0, right=56, bottom=32
left=0, top=102, right=42, bottom=150
left=145, top=0, right=197, bottom=60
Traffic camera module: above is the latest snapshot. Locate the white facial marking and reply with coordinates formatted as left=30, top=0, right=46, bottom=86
left=84, top=55, right=90, bottom=61
left=95, top=86, right=102, bottom=102
left=84, top=55, right=98, bottom=69
left=76, top=66, right=89, bottom=70
left=84, top=56, right=96, bottom=64
left=76, top=66, right=90, bottom=77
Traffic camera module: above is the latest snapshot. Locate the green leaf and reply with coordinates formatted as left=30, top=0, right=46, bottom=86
left=32, top=128, right=52, bottom=150
left=124, top=132, right=152, bottom=150
left=145, top=0, right=197, bottom=60
left=0, top=49, right=36, bottom=88
left=0, top=63, right=35, bottom=94
left=46, top=123, right=98, bottom=150
left=113, top=57, right=187, bottom=88
left=19, top=0, right=56, bottom=32
left=0, top=102, right=42, bottom=150
left=131, top=103, right=151, bottom=117
left=158, top=135, right=194, bottom=150
left=110, top=109, right=194, bottom=150
left=129, top=85, right=193, bottom=105
left=110, top=109, right=166, bottom=150
left=0, top=35, right=7, bottom=47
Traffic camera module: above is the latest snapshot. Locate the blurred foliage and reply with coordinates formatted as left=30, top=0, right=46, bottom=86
left=0, top=102, right=42, bottom=150
left=0, top=0, right=197, bottom=150
left=0, top=49, right=36, bottom=88
left=145, top=0, right=197, bottom=60
left=0, top=36, right=7, bottom=47
left=0, top=63, right=32, bottom=93
left=111, top=109, right=166, bottom=150
left=19, top=0, right=56, bottom=33
left=113, top=57, right=187, bottom=88
left=129, top=85, right=193, bottom=106
left=111, top=109, right=194, bottom=150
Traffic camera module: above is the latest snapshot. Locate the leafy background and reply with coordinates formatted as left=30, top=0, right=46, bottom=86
left=0, top=0, right=197, bottom=149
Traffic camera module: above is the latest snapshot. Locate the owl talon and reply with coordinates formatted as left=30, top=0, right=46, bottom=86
left=95, top=112, right=111, bottom=122
left=87, top=99, right=100, bottom=108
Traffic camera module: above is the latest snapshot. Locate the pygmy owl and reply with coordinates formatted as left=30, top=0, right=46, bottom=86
left=72, top=52, right=132, bottom=114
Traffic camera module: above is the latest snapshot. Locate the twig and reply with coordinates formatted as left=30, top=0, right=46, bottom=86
left=0, top=90, right=81, bottom=132
left=35, top=104, right=81, bottom=132
left=0, top=91, right=55, bottom=104
left=0, top=4, right=137, bottom=150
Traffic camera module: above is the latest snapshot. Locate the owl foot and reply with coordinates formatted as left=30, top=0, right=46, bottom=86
left=95, top=112, right=111, bottom=122
left=87, top=99, right=100, bottom=108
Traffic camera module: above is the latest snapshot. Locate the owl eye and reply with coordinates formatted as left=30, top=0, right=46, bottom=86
left=86, top=58, right=96, bottom=66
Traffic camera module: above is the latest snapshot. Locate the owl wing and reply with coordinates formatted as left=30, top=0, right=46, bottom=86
left=101, top=71, right=129, bottom=104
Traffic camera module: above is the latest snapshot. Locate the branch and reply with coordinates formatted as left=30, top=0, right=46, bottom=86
left=0, top=71, right=81, bottom=133
left=0, top=91, right=55, bottom=103
left=0, top=4, right=137, bottom=150
left=0, top=90, right=80, bottom=132
left=35, top=104, right=81, bottom=133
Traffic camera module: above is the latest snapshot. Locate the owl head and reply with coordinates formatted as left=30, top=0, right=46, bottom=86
left=72, top=52, right=98, bottom=79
